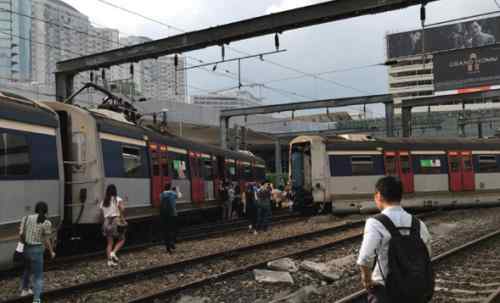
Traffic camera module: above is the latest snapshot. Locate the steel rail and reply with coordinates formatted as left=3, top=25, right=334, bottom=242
left=333, top=229, right=500, bottom=303
left=0, top=219, right=366, bottom=303
left=125, top=211, right=440, bottom=303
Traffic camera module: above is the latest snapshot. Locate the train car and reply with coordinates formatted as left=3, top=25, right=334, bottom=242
left=40, top=101, right=265, bottom=224
left=0, top=93, right=265, bottom=269
left=0, top=93, right=64, bottom=268
left=289, top=135, right=500, bottom=214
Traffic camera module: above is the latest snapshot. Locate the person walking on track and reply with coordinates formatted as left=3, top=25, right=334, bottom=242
left=160, top=183, right=179, bottom=253
left=100, top=184, right=127, bottom=266
left=19, top=201, right=56, bottom=303
left=357, top=176, right=434, bottom=303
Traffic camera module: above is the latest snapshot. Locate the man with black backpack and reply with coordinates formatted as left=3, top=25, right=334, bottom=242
left=160, top=184, right=179, bottom=254
left=357, top=176, right=434, bottom=303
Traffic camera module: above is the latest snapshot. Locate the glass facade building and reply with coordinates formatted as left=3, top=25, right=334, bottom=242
left=0, top=0, right=32, bottom=81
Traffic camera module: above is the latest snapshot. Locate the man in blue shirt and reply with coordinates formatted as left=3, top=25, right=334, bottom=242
left=160, top=184, right=178, bottom=253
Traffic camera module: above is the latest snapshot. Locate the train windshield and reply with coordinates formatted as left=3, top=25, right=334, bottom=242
left=290, top=143, right=312, bottom=191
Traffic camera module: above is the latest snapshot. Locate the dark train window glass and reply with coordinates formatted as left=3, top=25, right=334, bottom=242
left=122, top=146, right=142, bottom=177
left=419, top=157, right=442, bottom=174
left=463, top=155, right=473, bottom=171
left=226, top=161, right=236, bottom=179
left=255, top=166, right=266, bottom=180
left=351, top=156, right=374, bottom=176
left=0, top=133, right=31, bottom=176
left=385, top=156, right=397, bottom=175
left=161, top=157, right=169, bottom=177
left=450, top=157, right=460, bottom=172
left=170, top=152, right=189, bottom=180
left=400, top=155, right=411, bottom=173
left=478, top=155, right=498, bottom=172
left=202, top=157, right=213, bottom=180
left=151, top=149, right=160, bottom=176
left=243, top=164, right=253, bottom=179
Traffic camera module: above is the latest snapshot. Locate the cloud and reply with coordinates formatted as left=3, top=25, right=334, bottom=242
left=265, top=0, right=324, bottom=14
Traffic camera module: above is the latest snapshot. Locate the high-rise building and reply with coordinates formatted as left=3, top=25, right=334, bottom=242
left=0, top=0, right=186, bottom=103
left=113, top=35, right=186, bottom=102
left=0, top=0, right=32, bottom=81
left=31, top=0, right=120, bottom=89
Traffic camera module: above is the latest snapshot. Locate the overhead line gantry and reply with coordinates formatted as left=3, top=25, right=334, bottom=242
left=55, top=0, right=439, bottom=101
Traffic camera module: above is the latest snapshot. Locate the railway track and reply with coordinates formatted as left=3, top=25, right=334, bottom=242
left=0, top=211, right=301, bottom=278
left=1, top=217, right=367, bottom=303
left=124, top=209, right=500, bottom=303
left=334, top=229, right=500, bottom=303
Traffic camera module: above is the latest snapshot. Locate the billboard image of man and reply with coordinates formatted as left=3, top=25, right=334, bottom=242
left=467, top=21, right=495, bottom=48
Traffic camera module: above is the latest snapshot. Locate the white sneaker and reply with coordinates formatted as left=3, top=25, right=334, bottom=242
left=110, top=252, right=119, bottom=262
left=20, top=289, right=33, bottom=297
left=107, top=259, right=118, bottom=267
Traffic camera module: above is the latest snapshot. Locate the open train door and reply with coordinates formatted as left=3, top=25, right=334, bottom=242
left=149, top=144, right=172, bottom=208
left=160, top=145, right=172, bottom=198
left=189, top=152, right=203, bottom=203
left=213, top=156, right=224, bottom=200
left=448, top=151, right=463, bottom=192
left=384, top=151, right=414, bottom=193
left=149, top=143, right=162, bottom=208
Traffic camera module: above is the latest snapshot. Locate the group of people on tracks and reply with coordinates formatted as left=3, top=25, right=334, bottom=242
left=15, top=175, right=435, bottom=303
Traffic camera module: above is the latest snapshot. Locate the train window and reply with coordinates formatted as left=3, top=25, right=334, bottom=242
left=400, top=155, right=411, bottom=173
left=0, top=133, right=31, bottom=176
left=450, top=157, right=460, bottom=172
left=161, top=157, right=169, bottom=177
left=122, top=146, right=142, bottom=178
left=243, top=164, right=253, bottom=179
left=463, top=155, right=473, bottom=171
left=351, top=156, right=374, bottom=175
left=478, top=155, right=498, bottom=172
left=419, top=157, right=441, bottom=174
left=170, top=152, right=189, bottom=180
left=226, top=161, right=236, bottom=180
left=385, top=156, right=397, bottom=175
left=151, top=149, right=160, bottom=176
left=202, top=157, right=213, bottom=180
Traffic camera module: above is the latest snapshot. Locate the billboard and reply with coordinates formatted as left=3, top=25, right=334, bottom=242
left=433, top=44, right=500, bottom=92
left=387, top=16, right=500, bottom=59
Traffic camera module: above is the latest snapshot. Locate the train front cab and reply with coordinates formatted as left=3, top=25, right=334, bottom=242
left=289, top=136, right=328, bottom=211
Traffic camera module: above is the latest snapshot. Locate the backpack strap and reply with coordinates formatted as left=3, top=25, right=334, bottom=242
left=373, top=214, right=400, bottom=238
left=410, top=216, right=421, bottom=237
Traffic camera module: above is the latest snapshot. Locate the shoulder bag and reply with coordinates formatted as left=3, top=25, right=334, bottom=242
left=115, top=198, right=128, bottom=233
left=13, top=216, right=28, bottom=264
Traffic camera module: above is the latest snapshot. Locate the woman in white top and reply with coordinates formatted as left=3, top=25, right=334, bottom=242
left=100, top=184, right=126, bottom=266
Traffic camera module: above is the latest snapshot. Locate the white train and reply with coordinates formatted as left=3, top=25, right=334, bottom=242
left=289, top=135, right=500, bottom=214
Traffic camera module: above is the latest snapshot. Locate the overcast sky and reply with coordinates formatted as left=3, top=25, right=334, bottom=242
left=64, top=0, right=499, bottom=116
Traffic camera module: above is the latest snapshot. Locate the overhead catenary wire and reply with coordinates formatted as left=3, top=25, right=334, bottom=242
left=94, top=0, right=373, bottom=96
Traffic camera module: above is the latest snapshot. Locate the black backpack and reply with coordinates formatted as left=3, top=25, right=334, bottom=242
left=374, top=214, right=434, bottom=303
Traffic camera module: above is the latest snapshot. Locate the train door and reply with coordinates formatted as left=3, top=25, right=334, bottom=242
left=399, top=151, right=414, bottom=193
left=149, top=143, right=162, bottom=207
left=189, top=152, right=203, bottom=203
left=462, top=152, right=475, bottom=191
left=384, top=151, right=414, bottom=193
left=290, top=143, right=311, bottom=190
left=213, top=156, right=224, bottom=200
left=448, top=151, right=474, bottom=192
left=448, top=152, right=462, bottom=192
left=160, top=145, right=172, bottom=200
